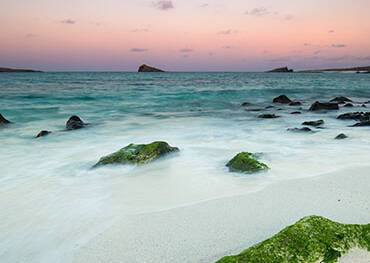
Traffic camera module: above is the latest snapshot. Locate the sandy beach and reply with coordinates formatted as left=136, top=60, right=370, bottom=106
left=73, top=165, right=370, bottom=263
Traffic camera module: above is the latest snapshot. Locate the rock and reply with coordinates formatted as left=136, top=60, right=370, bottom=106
left=302, top=120, right=324, bottom=127
left=343, top=103, right=354, bottom=107
left=351, top=121, right=370, bottom=127
left=0, top=67, right=42, bottom=73
left=94, top=141, right=179, bottom=167
left=36, top=130, right=51, bottom=138
left=226, top=152, right=268, bottom=174
left=246, top=108, right=264, bottom=112
left=289, top=101, right=302, bottom=106
left=0, top=113, right=11, bottom=124
left=288, top=127, right=313, bottom=132
left=241, top=102, right=252, bottom=107
left=273, top=95, right=292, bottom=104
left=337, top=112, right=370, bottom=121
left=138, top=64, right=164, bottom=72
left=265, top=106, right=274, bottom=109
left=335, top=133, right=348, bottom=140
left=361, top=104, right=367, bottom=108
left=66, top=115, right=86, bottom=130
left=258, top=114, right=280, bottom=119
left=267, top=67, right=294, bottom=73
left=330, top=96, right=352, bottom=104
left=216, top=216, right=370, bottom=263
left=290, top=111, right=301, bottom=114
left=309, top=101, right=339, bottom=111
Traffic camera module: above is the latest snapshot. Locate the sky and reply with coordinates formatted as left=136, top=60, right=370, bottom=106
left=1, top=0, right=370, bottom=71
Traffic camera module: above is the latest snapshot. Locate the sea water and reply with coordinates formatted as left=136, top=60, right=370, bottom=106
left=0, top=72, right=369, bottom=262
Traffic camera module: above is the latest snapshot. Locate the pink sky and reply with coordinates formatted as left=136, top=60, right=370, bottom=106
left=1, top=0, right=370, bottom=71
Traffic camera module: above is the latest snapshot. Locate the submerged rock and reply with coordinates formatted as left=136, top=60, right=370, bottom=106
left=94, top=141, right=179, bottom=167
left=288, top=127, right=313, bottom=133
left=66, top=115, right=86, bottom=130
left=216, top=215, right=370, bottom=263
left=241, top=102, right=253, bottom=107
left=309, top=101, right=339, bottom=111
left=337, top=112, right=370, bottom=121
left=302, top=120, right=324, bottom=127
left=258, top=114, right=280, bottom=119
left=290, top=111, right=302, bottom=114
left=0, top=113, right=11, bottom=124
left=289, top=101, right=302, bottom=106
left=351, top=121, right=370, bottom=127
left=226, top=152, right=268, bottom=174
left=343, top=103, right=354, bottom=107
left=330, top=96, right=352, bottom=104
left=138, top=64, right=164, bottom=72
left=273, top=95, right=292, bottom=104
left=335, top=133, right=348, bottom=140
left=36, top=130, right=51, bottom=138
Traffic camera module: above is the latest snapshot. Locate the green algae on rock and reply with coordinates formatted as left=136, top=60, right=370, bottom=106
left=94, top=141, right=179, bottom=167
left=216, top=215, right=370, bottom=263
left=226, top=152, right=268, bottom=174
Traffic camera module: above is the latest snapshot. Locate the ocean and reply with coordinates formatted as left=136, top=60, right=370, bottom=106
left=0, top=72, right=369, bottom=262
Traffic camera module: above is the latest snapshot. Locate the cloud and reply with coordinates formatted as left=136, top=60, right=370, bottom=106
left=222, top=46, right=232, bottom=49
left=245, top=7, right=269, bottom=16
left=331, top=44, right=347, bottom=48
left=328, top=30, right=335, bottom=33
left=130, top=48, right=148, bottom=52
left=218, top=29, right=237, bottom=35
left=131, top=28, right=149, bottom=33
left=25, top=33, right=38, bottom=38
left=313, top=50, right=321, bottom=55
left=284, top=14, right=294, bottom=20
left=152, top=1, right=174, bottom=10
left=60, top=19, right=76, bottom=24
left=179, top=48, right=193, bottom=53
left=200, top=3, right=209, bottom=8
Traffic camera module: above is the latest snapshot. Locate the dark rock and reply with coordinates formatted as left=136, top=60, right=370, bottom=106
left=66, top=115, right=86, bottom=130
left=258, top=114, right=280, bottom=119
left=241, top=102, right=253, bottom=107
left=351, top=121, right=370, bottom=127
left=361, top=104, right=367, bottom=108
left=302, top=120, right=324, bottom=127
left=138, top=64, right=164, bottom=72
left=330, top=96, right=352, bottom=104
left=0, top=113, right=11, bottom=124
left=273, top=95, right=292, bottom=104
left=290, top=111, right=302, bottom=114
left=226, top=152, right=268, bottom=174
left=289, top=101, right=302, bottom=106
left=309, top=101, right=339, bottom=111
left=337, top=112, right=370, bottom=121
left=267, top=67, right=294, bottom=73
left=335, top=133, right=348, bottom=140
left=246, top=108, right=264, bottom=112
left=343, top=103, right=354, bottom=107
left=288, top=127, right=313, bottom=133
left=0, top=67, right=42, bottom=73
left=36, top=130, right=51, bottom=138
left=94, top=141, right=179, bottom=167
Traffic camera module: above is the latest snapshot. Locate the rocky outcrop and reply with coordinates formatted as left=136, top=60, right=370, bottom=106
left=351, top=121, right=370, bottom=127
left=337, top=112, right=370, bottom=121
left=302, top=120, right=324, bottom=127
left=309, top=101, right=339, bottom=111
left=226, top=152, right=268, bottom=174
left=267, top=67, right=293, bottom=73
left=290, top=111, right=301, bottom=114
left=0, top=113, right=11, bottom=124
left=335, top=133, right=348, bottom=140
left=288, top=127, right=313, bottom=132
left=66, top=115, right=86, bottom=130
left=36, top=130, right=51, bottom=138
left=258, top=114, right=280, bottom=119
left=94, top=141, right=179, bottom=167
left=330, top=96, right=352, bottom=104
left=289, top=101, right=302, bottom=106
left=343, top=103, right=354, bottom=108
left=216, top=216, right=370, bottom=263
left=273, top=95, right=292, bottom=104
left=0, top=67, right=42, bottom=73
left=138, top=64, right=164, bottom=72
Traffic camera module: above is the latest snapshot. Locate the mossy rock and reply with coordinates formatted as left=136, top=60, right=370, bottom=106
left=226, top=152, right=268, bottom=174
left=217, top=215, right=370, bottom=263
left=94, top=141, right=179, bottom=167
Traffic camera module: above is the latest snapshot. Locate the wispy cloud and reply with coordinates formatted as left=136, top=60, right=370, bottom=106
left=152, top=1, right=174, bottom=10
left=200, top=3, right=209, bottom=8
left=59, top=19, right=76, bottom=25
left=328, top=30, right=335, bottom=33
left=222, top=46, right=232, bottom=49
left=331, top=44, right=347, bottom=48
left=245, top=7, right=269, bottom=16
left=25, top=33, right=38, bottom=38
left=284, top=14, right=294, bottom=20
left=179, top=48, right=193, bottom=53
left=131, top=28, right=149, bottom=33
left=130, top=48, right=148, bottom=52
left=217, top=29, right=237, bottom=35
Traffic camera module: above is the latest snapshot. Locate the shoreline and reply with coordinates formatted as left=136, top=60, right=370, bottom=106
left=73, top=165, right=370, bottom=263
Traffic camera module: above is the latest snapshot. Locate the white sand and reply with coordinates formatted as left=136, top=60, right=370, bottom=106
left=73, top=166, right=370, bottom=263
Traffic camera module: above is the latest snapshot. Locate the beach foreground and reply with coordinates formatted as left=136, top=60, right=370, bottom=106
left=73, top=166, right=370, bottom=263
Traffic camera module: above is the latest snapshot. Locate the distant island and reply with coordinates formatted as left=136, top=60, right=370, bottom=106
left=0, top=67, right=42, bottom=73
left=267, top=67, right=294, bottom=73
left=138, top=64, right=164, bottom=72
left=268, top=66, right=370, bottom=74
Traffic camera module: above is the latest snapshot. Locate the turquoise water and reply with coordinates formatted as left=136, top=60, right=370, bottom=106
left=0, top=72, right=370, bottom=262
